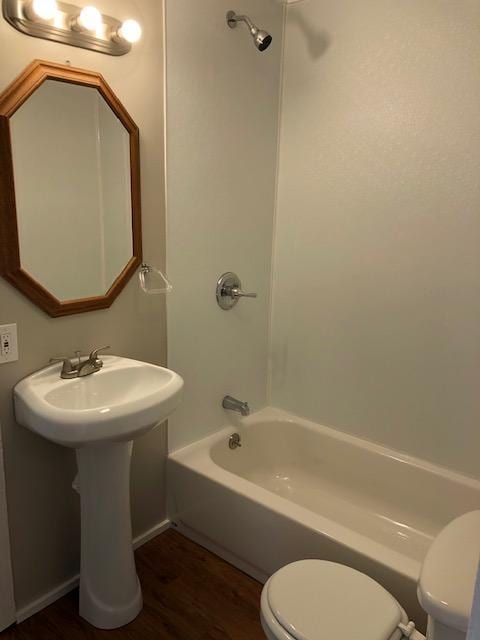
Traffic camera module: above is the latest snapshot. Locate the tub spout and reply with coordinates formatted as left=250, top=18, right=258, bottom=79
left=222, top=395, right=250, bottom=416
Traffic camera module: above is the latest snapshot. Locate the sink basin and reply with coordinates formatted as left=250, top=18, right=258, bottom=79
left=14, top=355, right=183, bottom=630
left=15, top=355, right=183, bottom=447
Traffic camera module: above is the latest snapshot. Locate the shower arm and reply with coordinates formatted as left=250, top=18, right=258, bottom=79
left=227, top=14, right=258, bottom=35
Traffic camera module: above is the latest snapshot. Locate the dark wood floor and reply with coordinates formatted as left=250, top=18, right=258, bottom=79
left=1, top=529, right=265, bottom=639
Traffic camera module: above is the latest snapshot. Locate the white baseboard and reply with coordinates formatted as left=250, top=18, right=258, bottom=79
left=16, top=518, right=170, bottom=624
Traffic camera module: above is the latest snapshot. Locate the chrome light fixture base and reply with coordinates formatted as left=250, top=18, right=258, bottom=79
left=2, top=0, right=131, bottom=56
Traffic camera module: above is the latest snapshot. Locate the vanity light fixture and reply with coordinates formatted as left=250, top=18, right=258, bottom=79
left=2, top=0, right=142, bottom=56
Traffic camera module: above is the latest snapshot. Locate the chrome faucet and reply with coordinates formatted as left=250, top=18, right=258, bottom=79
left=50, top=346, right=110, bottom=379
left=222, top=395, right=250, bottom=416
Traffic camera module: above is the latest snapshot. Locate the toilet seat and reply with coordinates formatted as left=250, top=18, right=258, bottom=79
left=261, top=560, right=408, bottom=640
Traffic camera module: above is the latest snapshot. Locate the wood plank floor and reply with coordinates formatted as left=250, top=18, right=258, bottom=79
left=1, top=529, right=265, bottom=640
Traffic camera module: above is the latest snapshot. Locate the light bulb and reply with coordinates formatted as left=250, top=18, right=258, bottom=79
left=117, top=19, right=142, bottom=44
left=27, top=0, right=58, bottom=20
left=78, top=5, right=102, bottom=31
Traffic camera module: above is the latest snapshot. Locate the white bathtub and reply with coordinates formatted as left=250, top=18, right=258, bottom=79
left=168, top=408, right=480, bottom=628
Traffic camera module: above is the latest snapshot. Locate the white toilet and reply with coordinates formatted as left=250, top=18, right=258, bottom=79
left=261, top=510, right=480, bottom=640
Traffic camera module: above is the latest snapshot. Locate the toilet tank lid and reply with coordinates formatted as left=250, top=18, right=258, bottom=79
left=267, top=560, right=404, bottom=640
left=418, top=510, right=480, bottom=632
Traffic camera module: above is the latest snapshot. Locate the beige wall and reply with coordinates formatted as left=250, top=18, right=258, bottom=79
left=0, top=0, right=167, bottom=610
left=271, top=0, right=480, bottom=477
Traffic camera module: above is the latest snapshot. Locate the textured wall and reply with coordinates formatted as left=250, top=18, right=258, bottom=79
left=165, top=0, right=284, bottom=451
left=0, top=0, right=167, bottom=610
left=271, top=0, right=480, bottom=477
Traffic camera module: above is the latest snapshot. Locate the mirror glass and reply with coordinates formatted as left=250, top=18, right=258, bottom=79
left=9, top=79, right=133, bottom=300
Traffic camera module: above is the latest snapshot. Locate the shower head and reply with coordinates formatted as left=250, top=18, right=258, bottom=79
left=226, top=11, right=273, bottom=52
left=253, top=29, right=273, bottom=52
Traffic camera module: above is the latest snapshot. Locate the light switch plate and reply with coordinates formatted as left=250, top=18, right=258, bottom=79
left=0, top=324, right=18, bottom=364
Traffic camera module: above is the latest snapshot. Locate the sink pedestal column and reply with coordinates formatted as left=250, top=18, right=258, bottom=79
left=76, top=441, right=142, bottom=629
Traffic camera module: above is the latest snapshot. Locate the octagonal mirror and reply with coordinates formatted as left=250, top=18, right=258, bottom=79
left=0, top=60, right=141, bottom=316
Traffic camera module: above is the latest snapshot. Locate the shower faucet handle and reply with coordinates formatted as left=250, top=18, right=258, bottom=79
left=231, top=287, right=257, bottom=299
left=216, top=272, right=258, bottom=310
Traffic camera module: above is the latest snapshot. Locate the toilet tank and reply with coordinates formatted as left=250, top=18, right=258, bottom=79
left=418, top=510, right=480, bottom=639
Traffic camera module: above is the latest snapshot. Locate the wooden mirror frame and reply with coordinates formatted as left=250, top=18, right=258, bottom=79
left=0, top=60, right=142, bottom=317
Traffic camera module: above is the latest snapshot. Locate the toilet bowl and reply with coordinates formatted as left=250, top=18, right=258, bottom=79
left=261, top=511, right=480, bottom=640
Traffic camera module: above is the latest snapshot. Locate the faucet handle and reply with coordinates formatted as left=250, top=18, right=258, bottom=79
left=231, top=287, right=258, bottom=299
left=88, top=346, right=110, bottom=361
left=49, top=357, right=73, bottom=373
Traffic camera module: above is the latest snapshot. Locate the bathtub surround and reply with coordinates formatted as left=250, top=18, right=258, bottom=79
left=166, top=1, right=480, bottom=480
left=271, top=0, right=480, bottom=477
left=0, top=0, right=167, bottom=615
left=165, top=0, right=284, bottom=451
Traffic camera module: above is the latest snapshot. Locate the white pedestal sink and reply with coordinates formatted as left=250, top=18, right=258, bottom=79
left=14, top=356, right=183, bottom=629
